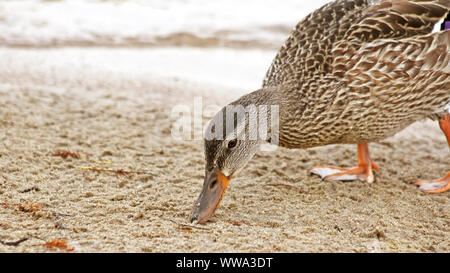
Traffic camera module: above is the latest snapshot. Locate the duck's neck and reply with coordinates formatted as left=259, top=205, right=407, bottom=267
left=233, top=87, right=282, bottom=109
left=230, top=87, right=284, bottom=144
left=232, top=86, right=315, bottom=149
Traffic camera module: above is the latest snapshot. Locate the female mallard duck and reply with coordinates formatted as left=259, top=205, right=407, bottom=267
left=190, top=0, right=450, bottom=224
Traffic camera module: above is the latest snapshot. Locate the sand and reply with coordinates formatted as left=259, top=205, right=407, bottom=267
left=0, top=47, right=449, bottom=253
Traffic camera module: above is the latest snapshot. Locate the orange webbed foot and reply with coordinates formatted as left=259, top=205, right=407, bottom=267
left=415, top=172, right=450, bottom=194
left=416, top=114, right=450, bottom=194
left=310, top=161, right=379, bottom=183
left=310, top=143, right=380, bottom=183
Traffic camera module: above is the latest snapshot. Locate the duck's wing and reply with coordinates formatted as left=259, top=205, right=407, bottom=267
left=263, top=0, right=449, bottom=88
left=263, top=0, right=371, bottom=87
left=338, top=31, right=450, bottom=103
left=333, top=0, right=449, bottom=78
left=344, top=0, right=449, bottom=43
left=334, top=1, right=450, bottom=119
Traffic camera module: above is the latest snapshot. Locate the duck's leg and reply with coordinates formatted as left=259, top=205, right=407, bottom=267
left=415, top=114, right=450, bottom=194
left=310, top=143, right=380, bottom=183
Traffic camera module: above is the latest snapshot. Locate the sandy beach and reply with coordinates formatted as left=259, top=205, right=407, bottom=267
left=0, top=0, right=449, bottom=253
left=0, top=46, right=449, bottom=253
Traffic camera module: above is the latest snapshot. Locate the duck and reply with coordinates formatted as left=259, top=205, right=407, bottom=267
left=190, top=0, right=450, bottom=224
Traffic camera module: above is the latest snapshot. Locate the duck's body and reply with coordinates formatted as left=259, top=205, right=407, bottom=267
left=190, top=0, right=450, bottom=224
left=263, top=0, right=450, bottom=149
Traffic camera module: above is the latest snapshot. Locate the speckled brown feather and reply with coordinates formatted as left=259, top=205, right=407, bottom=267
left=262, top=0, right=450, bottom=149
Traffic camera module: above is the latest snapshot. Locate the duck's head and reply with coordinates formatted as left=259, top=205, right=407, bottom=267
left=189, top=90, right=279, bottom=224
left=189, top=138, right=260, bottom=224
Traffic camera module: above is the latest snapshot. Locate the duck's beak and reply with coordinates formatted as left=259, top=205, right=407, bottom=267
left=190, top=168, right=231, bottom=224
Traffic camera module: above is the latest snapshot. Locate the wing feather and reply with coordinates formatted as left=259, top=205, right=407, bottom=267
left=263, top=0, right=450, bottom=88
left=344, top=0, right=450, bottom=42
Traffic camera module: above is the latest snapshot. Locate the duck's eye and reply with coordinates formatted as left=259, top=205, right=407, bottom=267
left=227, top=139, right=237, bottom=149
